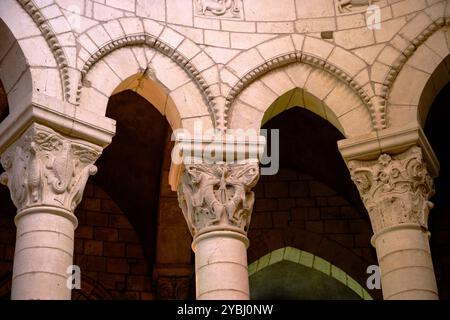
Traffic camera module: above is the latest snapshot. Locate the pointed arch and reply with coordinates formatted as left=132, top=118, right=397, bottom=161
left=249, top=247, right=373, bottom=300
left=227, top=62, right=372, bottom=138
left=386, top=20, right=450, bottom=128
left=77, top=20, right=219, bottom=131
left=0, top=0, right=58, bottom=113
left=223, top=35, right=375, bottom=135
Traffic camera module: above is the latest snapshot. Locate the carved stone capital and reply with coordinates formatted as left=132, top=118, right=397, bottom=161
left=0, top=123, right=101, bottom=213
left=348, top=146, right=434, bottom=234
left=177, top=162, right=260, bottom=237
left=157, top=277, right=192, bottom=300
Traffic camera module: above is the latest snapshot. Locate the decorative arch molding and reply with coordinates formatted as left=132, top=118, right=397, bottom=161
left=247, top=227, right=378, bottom=298
left=227, top=62, right=373, bottom=138
left=248, top=246, right=373, bottom=300
left=225, top=52, right=374, bottom=131
left=16, top=0, right=71, bottom=101
left=386, top=21, right=450, bottom=128
left=382, top=17, right=448, bottom=128
left=77, top=31, right=218, bottom=128
left=78, top=46, right=214, bottom=131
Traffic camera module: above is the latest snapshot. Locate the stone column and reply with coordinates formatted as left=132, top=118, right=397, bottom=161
left=348, top=146, right=438, bottom=300
left=177, top=162, right=260, bottom=300
left=0, top=123, right=101, bottom=300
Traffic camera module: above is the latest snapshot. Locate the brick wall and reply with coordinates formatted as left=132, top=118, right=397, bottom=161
left=73, top=181, right=154, bottom=300
left=153, top=136, right=195, bottom=299
left=0, top=181, right=155, bottom=300
left=0, top=192, right=14, bottom=299
left=247, top=167, right=381, bottom=299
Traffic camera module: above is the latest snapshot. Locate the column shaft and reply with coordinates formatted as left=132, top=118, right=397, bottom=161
left=373, top=224, right=438, bottom=300
left=11, top=208, right=77, bottom=300
left=0, top=123, right=101, bottom=300
left=193, top=230, right=249, bottom=300
left=348, top=146, right=438, bottom=300
left=177, top=161, right=260, bottom=300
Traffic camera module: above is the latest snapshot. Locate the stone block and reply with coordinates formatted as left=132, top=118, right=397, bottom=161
left=107, top=258, right=130, bottom=274
left=87, top=255, right=106, bottom=272
left=244, top=0, right=296, bottom=21
left=205, top=30, right=230, bottom=47
left=84, top=240, right=103, bottom=256
left=94, top=227, right=119, bottom=241
left=104, top=242, right=126, bottom=257
left=136, top=0, right=165, bottom=21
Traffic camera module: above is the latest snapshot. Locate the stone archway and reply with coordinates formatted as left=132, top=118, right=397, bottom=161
left=249, top=247, right=372, bottom=300
left=227, top=61, right=372, bottom=137
left=387, top=24, right=450, bottom=128
left=77, top=20, right=217, bottom=133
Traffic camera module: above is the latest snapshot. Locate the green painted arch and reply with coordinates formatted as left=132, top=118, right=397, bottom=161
left=261, top=88, right=345, bottom=135
left=248, top=247, right=373, bottom=300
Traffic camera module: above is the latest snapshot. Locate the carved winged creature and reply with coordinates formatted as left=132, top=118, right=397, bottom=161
left=197, top=0, right=237, bottom=16
left=338, top=0, right=374, bottom=12
left=178, top=163, right=259, bottom=235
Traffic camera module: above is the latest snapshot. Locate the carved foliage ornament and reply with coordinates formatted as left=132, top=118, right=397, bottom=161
left=348, top=146, right=434, bottom=234
left=0, top=124, right=101, bottom=213
left=177, top=163, right=259, bottom=236
left=157, top=277, right=192, bottom=300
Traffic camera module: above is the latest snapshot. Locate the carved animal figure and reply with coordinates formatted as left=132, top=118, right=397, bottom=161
left=338, top=0, right=373, bottom=12
left=197, top=0, right=234, bottom=16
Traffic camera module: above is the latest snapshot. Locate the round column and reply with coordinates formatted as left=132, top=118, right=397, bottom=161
left=348, top=146, right=439, bottom=300
left=193, top=227, right=250, bottom=300
left=11, top=207, right=78, bottom=300
left=0, top=123, right=101, bottom=300
left=372, top=224, right=438, bottom=300
left=177, top=161, right=260, bottom=301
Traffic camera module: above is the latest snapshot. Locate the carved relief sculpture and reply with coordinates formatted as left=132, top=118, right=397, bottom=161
left=348, top=146, right=434, bottom=234
left=195, top=0, right=242, bottom=18
left=177, top=162, right=259, bottom=236
left=337, top=0, right=376, bottom=13
left=157, top=277, right=192, bottom=300
left=0, top=123, right=101, bottom=213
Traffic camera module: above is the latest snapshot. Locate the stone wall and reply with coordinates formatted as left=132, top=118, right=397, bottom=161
left=1, top=0, right=448, bottom=135
left=248, top=168, right=381, bottom=298
left=0, top=181, right=155, bottom=300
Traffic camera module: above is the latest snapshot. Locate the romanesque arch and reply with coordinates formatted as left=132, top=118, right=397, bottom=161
left=0, top=1, right=40, bottom=112
left=77, top=19, right=219, bottom=131
left=223, top=35, right=374, bottom=136
left=227, top=62, right=372, bottom=137
left=387, top=24, right=450, bottom=128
